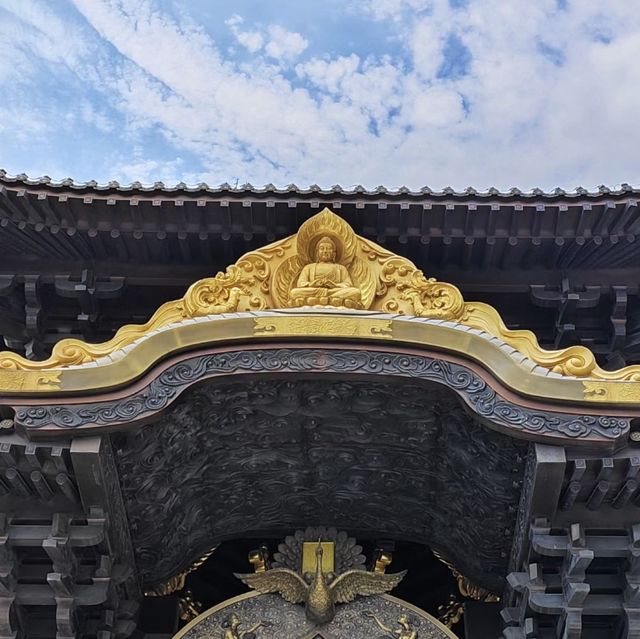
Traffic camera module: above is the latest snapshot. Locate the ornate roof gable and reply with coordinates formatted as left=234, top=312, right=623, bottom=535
left=0, top=209, right=638, bottom=403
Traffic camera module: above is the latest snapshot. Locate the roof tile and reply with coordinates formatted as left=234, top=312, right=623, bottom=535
left=0, top=169, right=638, bottom=201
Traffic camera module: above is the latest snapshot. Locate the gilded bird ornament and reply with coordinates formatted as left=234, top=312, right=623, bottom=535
left=235, top=544, right=407, bottom=625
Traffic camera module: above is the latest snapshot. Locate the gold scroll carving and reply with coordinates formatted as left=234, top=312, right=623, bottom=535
left=0, top=207, right=639, bottom=384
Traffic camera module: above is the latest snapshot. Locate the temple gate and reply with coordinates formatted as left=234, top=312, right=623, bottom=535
left=0, top=193, right=638, bottom=638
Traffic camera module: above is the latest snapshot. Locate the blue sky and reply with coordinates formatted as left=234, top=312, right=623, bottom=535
left=0, top=0, right=638, bottom=189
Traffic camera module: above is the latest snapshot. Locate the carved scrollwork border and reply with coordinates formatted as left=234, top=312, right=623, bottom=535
left=15, top=348, right=628, bottom=443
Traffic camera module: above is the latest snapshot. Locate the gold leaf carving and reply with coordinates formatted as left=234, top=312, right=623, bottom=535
left=371, top=246, right=464, bottom=319
left=0, top=207, right=639, bottom=387
left=145, top=546, right=217, bottom=597
left=463, top=302, right=598, bottom=377
left=278, top=211, right=366, bottom=309
left=273, top=254, right=304, bottom=308
left=350, top=257, right=377, bottom=309
left=433, top=551, right=499, bottom=603
left=0, top=299, right=185, bottom=370
left=295, top=208, right=357, bottom=266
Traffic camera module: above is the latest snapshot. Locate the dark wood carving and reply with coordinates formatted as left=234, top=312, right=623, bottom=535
left=111, top=376, right=528, bottom=593
left=15, top=349, right=629, bottom=443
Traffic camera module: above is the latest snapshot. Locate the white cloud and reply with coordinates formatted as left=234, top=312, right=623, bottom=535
left=362, top=0, right=433, bottom=21
left=79, top=101, right=114, bottom=132
left=110, top=155, right=185, bottom=184
left=0, top=104, right=49, bottom=139
left=0, top=0, right=89, bottom=81
left=409, top=86, right=465, bottom=128
left=297, top=55, right=361, bottom=94
left=264, top=25, right=308, bottom=61
left=226, top=14, right=264, bottom=54
left=1, top=0, right=640, bottom=190
left=236, top=31, right=264, bottom=54
left=411, top=17, right=446, bottom=80
left=226, top=15, right=308, bottom=61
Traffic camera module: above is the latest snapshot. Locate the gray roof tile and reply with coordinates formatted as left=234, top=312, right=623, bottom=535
left=1, top=168, right=638, bottom=200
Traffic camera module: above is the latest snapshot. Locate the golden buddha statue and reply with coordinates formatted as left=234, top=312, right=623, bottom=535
left=288, top=236, right=363, bottom=309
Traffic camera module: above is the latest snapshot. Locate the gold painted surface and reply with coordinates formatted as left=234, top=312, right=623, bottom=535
left=432, top=561, right=498, bottom=628
left=235, top=542, right=407, bottom=625
left=145, top=573, right=188, bottom=598
left=302, top=542, right=334, bottom=575
left=363, top=611, right=420, bottom=637
left=582, top=381, right=640, bottom=403
left=0, top=370, right=61, bottom=391
left=0, top=311, right=635, bottom=407
left=249, top=547, right=269, bottom=574
left=178, top=591, right=204, bottom=623
left=2, top=313, right=554, bottom=399
left=218, top=612, right=266, bottom=638
left=172, top=592, right=259, bottom=639
left=254, top=316, right=392, bottom=339
left=434, top=551, right=499, bottom=605
left=0, top=207, right=638, bottom=396
left=286, top=233, right=365, bottom=309
left=437, top=595, right=465, bottom=629
left=462, top=302, right=640, bottom=381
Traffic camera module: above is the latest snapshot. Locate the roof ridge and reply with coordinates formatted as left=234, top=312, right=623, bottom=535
left=0, top=169, right=638, bottom=199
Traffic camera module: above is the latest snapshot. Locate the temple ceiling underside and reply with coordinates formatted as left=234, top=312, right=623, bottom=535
left=111, top=375, right=528, bottom=593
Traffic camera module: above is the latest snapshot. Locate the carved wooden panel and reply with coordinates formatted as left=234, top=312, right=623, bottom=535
left=112, top=376, right=528, bottom=593
left=16, top=349, right=629, bottom=443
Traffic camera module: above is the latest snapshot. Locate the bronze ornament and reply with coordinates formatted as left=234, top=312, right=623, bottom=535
left=172, top=592, right=456, bottom=639
left=220, top=612, right=267, bottom=639
left=145, top=546, right=217, bottom=597
left=235, top=543, right=406, bottom=625
left=363, top=611, right=419, bottom=638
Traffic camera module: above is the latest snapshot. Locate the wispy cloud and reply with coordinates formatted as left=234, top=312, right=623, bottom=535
left=110, top=154, right=186, bottom=184
left=0, top=0, right=639, bottom=189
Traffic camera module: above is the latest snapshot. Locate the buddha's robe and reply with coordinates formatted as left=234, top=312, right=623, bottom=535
left=289, top=262, right=362, bottom=307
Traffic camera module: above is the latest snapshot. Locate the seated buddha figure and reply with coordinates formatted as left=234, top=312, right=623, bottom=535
left=289, top=236, right=363, bottom=308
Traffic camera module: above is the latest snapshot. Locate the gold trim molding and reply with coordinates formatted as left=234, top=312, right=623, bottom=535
left=0, top=208, right=639, bottom=386
left=253, top=316, right=393, bottom=339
